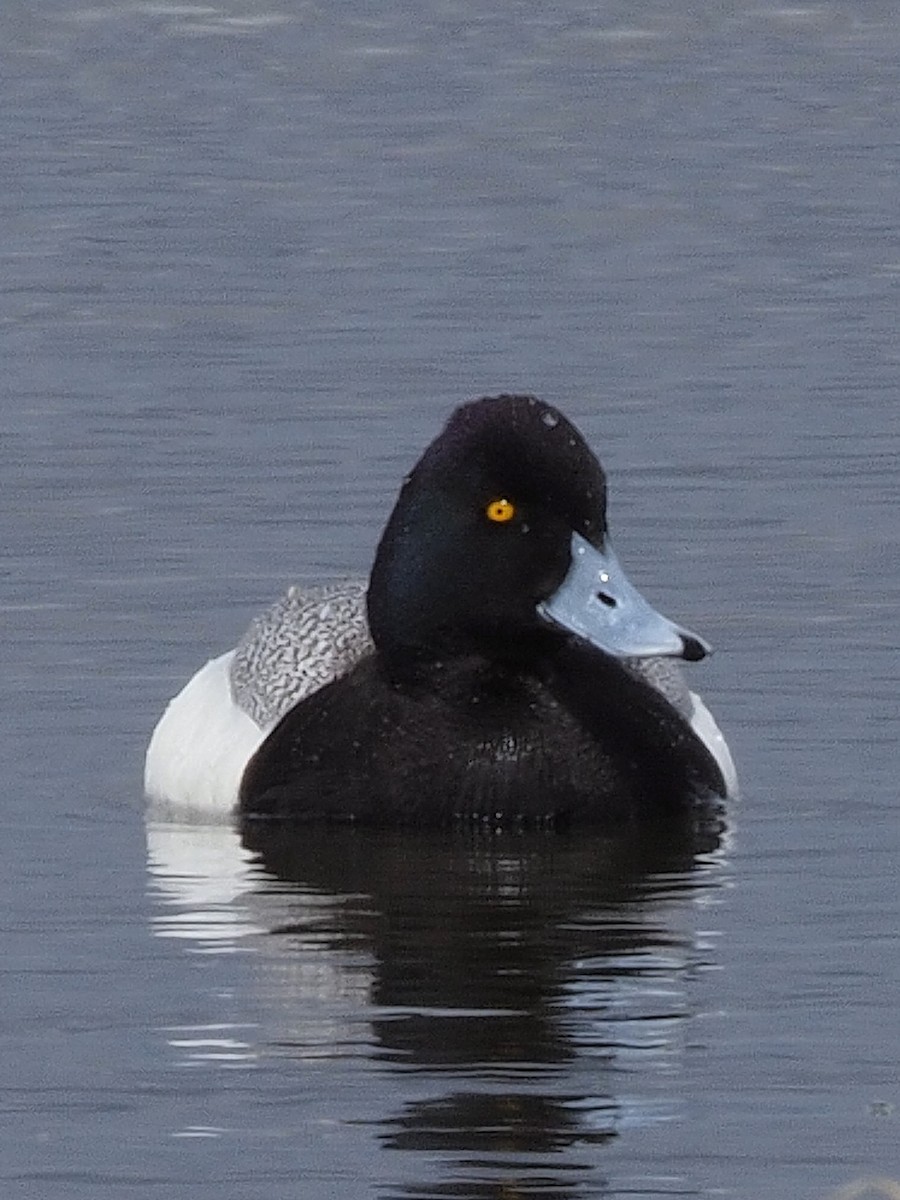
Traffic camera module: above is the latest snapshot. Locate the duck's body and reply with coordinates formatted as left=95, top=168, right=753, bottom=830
left=145, top=395, right=736, bottom=824
left=145, top=582, right=736, bottom=820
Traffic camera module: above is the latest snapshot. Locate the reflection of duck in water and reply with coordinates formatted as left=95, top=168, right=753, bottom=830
left=146, top=394, right=735, bottom=824
left=146, top=803, right=727, bottom=1195
left=240, top=817, right=728, bottom=1190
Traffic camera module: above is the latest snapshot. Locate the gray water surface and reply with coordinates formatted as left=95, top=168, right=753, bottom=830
left=3, top=3, right=899, bottom=1198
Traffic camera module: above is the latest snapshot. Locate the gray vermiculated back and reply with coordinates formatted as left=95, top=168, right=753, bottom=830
left=230, top=580, right=372, bottom=728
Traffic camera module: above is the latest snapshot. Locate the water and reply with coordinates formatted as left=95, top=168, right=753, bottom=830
left=2, top=2, right=899, bottom=1197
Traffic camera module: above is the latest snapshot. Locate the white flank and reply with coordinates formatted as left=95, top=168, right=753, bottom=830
left=144, top=651, right=266, bottom=819
left=689, top=690, right=739, bottom=799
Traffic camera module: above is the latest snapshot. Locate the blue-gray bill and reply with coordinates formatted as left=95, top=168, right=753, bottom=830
left=537, top=532, right=710, bottom=662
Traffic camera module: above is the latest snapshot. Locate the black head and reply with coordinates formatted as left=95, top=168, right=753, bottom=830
left=366, top=394, right=608, bottom=667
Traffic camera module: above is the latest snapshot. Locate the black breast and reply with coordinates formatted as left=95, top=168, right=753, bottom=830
left=238, top=644, right=726, bottom=827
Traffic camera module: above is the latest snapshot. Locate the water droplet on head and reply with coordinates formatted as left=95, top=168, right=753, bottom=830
left=541, top=410, right=559, bottom=428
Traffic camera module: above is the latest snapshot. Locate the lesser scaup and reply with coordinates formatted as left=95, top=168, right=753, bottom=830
left=145, top=394, right=736, bottom=823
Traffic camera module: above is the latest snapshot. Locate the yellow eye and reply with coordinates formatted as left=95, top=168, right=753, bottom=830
left=485, top=497, right=516, bottom=523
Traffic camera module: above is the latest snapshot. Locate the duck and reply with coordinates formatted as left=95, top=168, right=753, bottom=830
left=145, top=394, right=736, bottom=824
